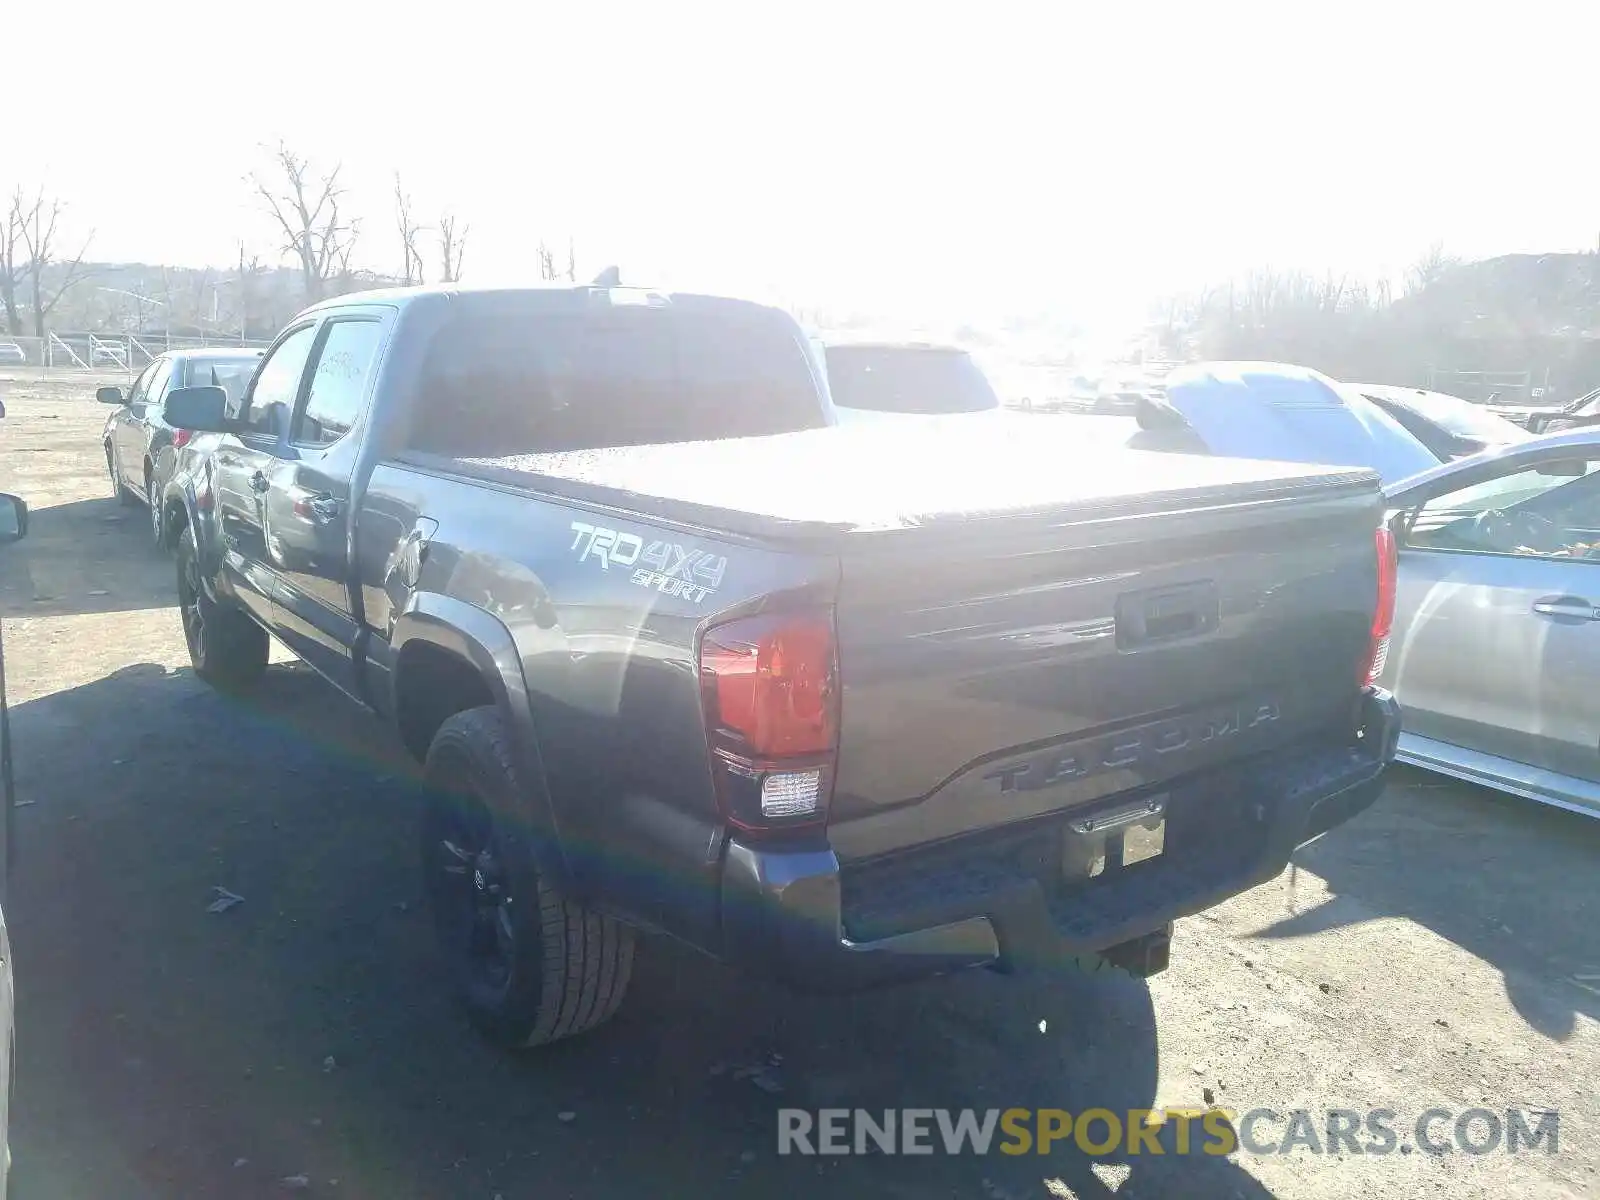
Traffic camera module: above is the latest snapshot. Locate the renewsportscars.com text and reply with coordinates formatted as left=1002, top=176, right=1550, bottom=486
left=777, top=1107, right=1559, bottom=1157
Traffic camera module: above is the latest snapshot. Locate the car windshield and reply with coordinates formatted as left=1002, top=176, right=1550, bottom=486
left=186, top=356, right=261, bottom=407
left=823, top=345, right=1000, bottom=414
left=1421, top=463, right=1600, bottom=519
left=1382, top=390, right=1526, bottom=441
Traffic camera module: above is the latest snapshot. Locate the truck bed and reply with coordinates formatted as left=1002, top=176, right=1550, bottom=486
left=397, top=417, right=1389, bottom=872
left=418, top=420, right=1379, bottom=541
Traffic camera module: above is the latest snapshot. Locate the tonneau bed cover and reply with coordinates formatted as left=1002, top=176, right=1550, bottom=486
left=405, top=421, right=1379, bottom=542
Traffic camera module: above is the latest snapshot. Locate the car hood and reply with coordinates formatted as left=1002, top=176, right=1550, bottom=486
left=1161, top=361, right=1441, bottom=485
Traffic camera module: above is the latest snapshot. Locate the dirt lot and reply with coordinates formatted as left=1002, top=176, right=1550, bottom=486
left=0, top=373, right=1596, bottom=1199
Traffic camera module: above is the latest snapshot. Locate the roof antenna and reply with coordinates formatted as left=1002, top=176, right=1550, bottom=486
left=592, top=265, right=621, bottom=287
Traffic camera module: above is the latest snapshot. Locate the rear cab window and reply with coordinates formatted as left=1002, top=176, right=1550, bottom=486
left=403, top=293, right=827, bottom=458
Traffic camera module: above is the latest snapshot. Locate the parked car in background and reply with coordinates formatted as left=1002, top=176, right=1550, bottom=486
left=91, top=344, right=128, bottom=369
left=1380, top=427, right=1600, bottom=818
left=1357, top=384, right=1532, bottom=461
left=1522, top=387, right=1600, bottom=436
left=0, top=344, right=24, bottom=367
left=1485, top=388, right=1597, bottom=433
left=1136, top=361, right=1440, bottom=485
left=100, top=347, right=264, bottom=547
left=1088, top=386, right=1150, bottom=416
left=820, top=340, right=1008, bottom=424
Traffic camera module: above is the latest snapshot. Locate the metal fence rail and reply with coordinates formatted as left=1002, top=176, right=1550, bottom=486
left=0, top=332, right=272, bottom=381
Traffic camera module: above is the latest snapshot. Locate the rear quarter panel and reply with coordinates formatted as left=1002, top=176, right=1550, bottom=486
left=358, top=462, right=837, bottom=947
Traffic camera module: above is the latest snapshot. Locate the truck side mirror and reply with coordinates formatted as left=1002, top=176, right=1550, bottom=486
left=0, top=494, right=28, bottom=545
left=97, top=386, right=125, bottom=405
left=162, top=385, right=231, bottom=433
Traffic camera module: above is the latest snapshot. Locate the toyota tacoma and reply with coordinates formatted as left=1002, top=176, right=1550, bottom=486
left=158, top=282, right=1401, bottom=1048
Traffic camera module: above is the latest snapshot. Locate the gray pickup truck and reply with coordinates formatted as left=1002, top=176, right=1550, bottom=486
left=160, top=283, right=1401, bottom=1049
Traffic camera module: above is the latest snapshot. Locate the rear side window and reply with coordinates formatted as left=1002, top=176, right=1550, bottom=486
left=141, top=359, right=175, bottom=410
left=404, top=297, right=825, bottom=457
left=824, top=346, right=999, bottom=415
left=293, top=320, right=383, bottom=446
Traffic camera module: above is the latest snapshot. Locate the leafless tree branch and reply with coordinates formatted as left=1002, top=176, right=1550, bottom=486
left=13, top=186, right=96, bottom=339
left=0, top=196, right=25, bottom=336
left=438, top=213, right=467, bottom=283
left=251, top=141, right=357, bottom=303
left=394, top=174, right=425, bottom=286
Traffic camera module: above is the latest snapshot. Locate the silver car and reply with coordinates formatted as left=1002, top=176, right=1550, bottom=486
left=1381, top=428, right=1600, bottom=816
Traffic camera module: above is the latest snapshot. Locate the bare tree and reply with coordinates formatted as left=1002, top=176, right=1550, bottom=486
left=1405, top=241, right=1459, bottom=296
left=394, top=174, right=425, bottom=286
left=13, top=187, right=95, bottom=339
left=566, top=237, right=577, bottom=283
left=536, top=240, right=558, bottom=281
left=0, top=200, right=23, bottom=336
left=438, top=212, right=467, bottom=283
left=252, top=142, right=357, bottom=303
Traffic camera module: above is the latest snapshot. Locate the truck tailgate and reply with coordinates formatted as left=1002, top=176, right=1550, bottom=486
left=827, top=471, right=1384, bottom=863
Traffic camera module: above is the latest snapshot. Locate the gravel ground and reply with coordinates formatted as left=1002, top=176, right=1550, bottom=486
left=0, top=374, right=1595, bottom=1199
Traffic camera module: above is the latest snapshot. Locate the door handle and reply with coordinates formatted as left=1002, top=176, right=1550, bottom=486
left=308, top=495, right=343, bottom=523
left=250, top=470, right=270, bottom=493
left=1531, top=595, right=1600, bottom=621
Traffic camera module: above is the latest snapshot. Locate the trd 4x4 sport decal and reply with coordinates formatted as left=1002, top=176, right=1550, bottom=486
left=569, top=521, right=727, bottom=605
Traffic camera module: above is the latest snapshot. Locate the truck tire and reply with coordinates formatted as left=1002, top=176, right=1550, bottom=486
left=421, top=706, right=634, bottom=1048
left=176, top=523, right=268, bottom=692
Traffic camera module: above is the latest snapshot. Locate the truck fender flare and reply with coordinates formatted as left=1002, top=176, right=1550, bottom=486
left=391, top=595, right=572, bottom=890
left=162, top=478, right=209, bottom=565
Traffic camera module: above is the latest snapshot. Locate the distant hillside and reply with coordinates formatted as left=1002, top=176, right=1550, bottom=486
left=1173, top=252, right=1600, bottom=403
left=1394, top=253, right=1600, bottom=339
left=4, top=259, right=399, bottom=341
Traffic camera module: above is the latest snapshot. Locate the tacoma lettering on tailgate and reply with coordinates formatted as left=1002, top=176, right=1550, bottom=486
left=984, top=700, right=1281, bottom=794
left=569, top=521, right=727, bottom=605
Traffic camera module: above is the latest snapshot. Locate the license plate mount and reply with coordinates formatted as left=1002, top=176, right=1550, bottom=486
left=1062, top=793, right=1168, bottom=879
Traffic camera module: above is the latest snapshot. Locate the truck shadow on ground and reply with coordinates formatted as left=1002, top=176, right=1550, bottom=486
left=0, top=495, right=175, bottom=618
left=7, top=661, right=1279, bottom=1199
left=1254, top=767, right=1600, bottom=1041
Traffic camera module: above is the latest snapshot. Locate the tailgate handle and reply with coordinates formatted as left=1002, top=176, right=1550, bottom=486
left=1532, top=595, right=1600, bottom=621
left=1117, top=581, right=1220, bottom=648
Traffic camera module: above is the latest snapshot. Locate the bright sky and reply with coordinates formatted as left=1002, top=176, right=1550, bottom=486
left=7, top=1, right=1600, bottom=329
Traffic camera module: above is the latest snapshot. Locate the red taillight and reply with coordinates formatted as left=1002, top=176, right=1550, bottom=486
left=698, top=610, right=838, bottom=832
left=171, top=428, right=193, bottom=449
left=1363, top=526, right=1398, bottom=687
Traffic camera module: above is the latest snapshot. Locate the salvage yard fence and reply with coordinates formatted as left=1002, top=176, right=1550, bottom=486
left=0, top=332, right=273, bottom=382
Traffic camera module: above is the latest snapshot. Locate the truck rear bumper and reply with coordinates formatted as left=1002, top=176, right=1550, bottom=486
left=720, top=688, right=1399, bottom=992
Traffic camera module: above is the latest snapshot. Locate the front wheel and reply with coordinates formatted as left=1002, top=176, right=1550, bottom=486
left=421, top=706, right=634, bottom=1048
left=176, top=524, right=268, bottom=691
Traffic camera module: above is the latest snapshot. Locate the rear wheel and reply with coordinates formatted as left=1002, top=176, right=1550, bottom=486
left=106, top=443, right=137, bottom=506
left=146, top=464, right=165, bottom=548
left=176, top=524, right=268, bottom=691
left=421, top=706, right=634, bottom=1048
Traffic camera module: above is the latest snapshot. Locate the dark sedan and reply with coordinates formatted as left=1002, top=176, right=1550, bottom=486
left=99, top=348, right=263, bottom=548
left=1357, top=384, right=1532, bottom=461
